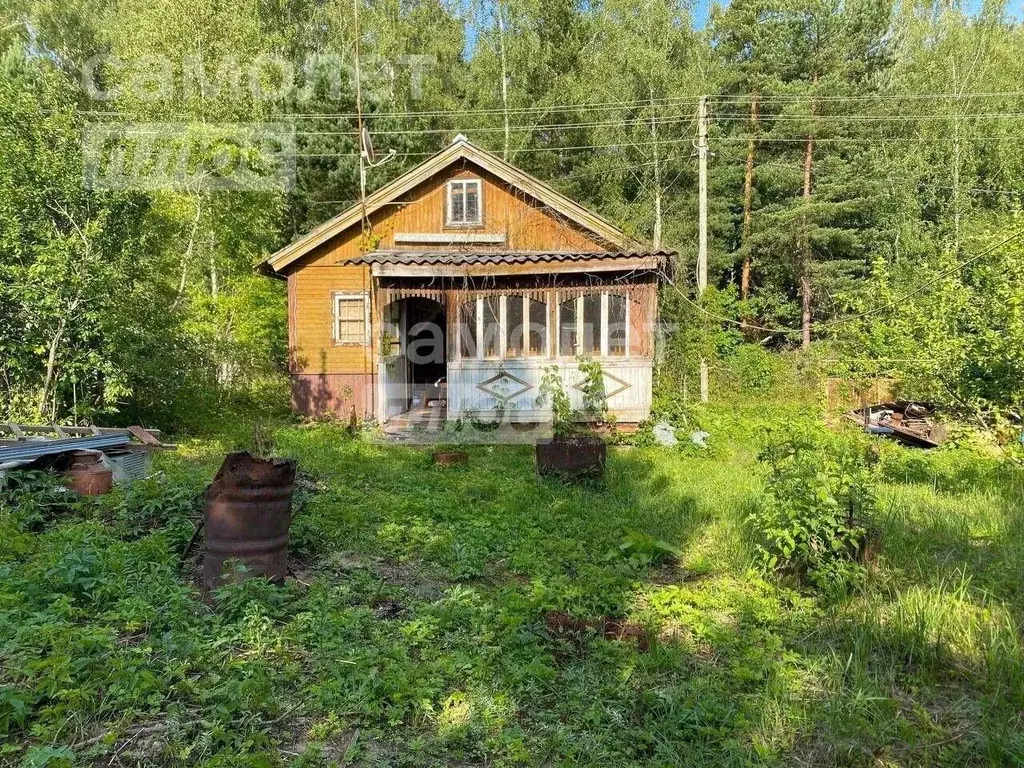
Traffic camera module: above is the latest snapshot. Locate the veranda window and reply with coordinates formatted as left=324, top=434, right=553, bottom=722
left=482, top=296, right=501, bottom=358
left=505, top=295, right=548, bottom=357
left=459, top=299, right=478, bottom=358
left=458, top=294, right=550, bottom=359
left=557, top=291, right=629, bottom=358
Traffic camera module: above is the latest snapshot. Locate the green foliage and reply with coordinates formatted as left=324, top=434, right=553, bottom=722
left=575, top=356, right=610, bottom=422
left=536, top=357, right=610, bottom=437
left=618, top=531, right=682, bottom=567
left=0, top=472, right=75, bottom=532
left=724, top=343, right=783, bottom=395
left=749, top=422, right=878, bottom=595
left=536, top=364, right=575, bottom=437
left=1, top=422, right=1023, bottom=764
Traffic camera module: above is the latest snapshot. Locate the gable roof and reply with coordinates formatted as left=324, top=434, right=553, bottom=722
left=263, top=136, right=646, bottom=274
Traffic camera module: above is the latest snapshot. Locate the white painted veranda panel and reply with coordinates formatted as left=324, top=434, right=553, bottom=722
left=447, top=359, right=652, bottom=422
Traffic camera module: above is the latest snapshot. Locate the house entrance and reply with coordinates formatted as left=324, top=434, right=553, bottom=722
left=380, top=297, right=446, bottom=425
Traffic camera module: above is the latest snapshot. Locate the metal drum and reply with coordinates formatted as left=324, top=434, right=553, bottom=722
left=203, top=452, right=296, bottom=588
left=63, top=451, right=114, bottom=496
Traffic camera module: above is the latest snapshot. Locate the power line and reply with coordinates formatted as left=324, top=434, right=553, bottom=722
left=709, top=91, right=1024, bottom=104
left=76, top=94, right=705, bottom=122
left=71, top=89, right=1024, bottom=123
left=711, top=135, right=1024, bottom=143
left=290, top=113, right=699, bottom=136
left=287, top=135, right=704, bottom=158
left=709, top=111, right=1024, bottom=122
left=283, top=133, right=1024, bottom=158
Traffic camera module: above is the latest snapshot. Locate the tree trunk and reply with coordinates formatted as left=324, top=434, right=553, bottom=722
left=950, top=58, right=963, bottom=254
left=651, top=94, right=662, bottom=250
left=740, top=91, right=759, bottom=301
left=497, top=5, right=510, bottom=161
left=801, top=77, right=817, bottom=351
left=39, top=317, right=67, bottom=420
left=174, top=197, right=204, bottom=307
left=209, top=248, right=219, bottom=298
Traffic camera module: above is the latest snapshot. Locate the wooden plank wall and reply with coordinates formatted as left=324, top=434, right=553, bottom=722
left=291, top=373, right=374, bottom=420
left=287, top=161, right=616, bottom=380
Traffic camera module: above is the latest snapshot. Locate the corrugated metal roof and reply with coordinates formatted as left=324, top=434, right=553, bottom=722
left=349, top=249, right=674, bottom=267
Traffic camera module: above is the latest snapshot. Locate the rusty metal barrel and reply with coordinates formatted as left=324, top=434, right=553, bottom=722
left=63, top=451, right=114, bottom=496
left=203, top=452, right=296, bottom=588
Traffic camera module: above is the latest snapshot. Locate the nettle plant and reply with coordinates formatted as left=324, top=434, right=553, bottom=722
left=536, top=356, right=609, bottom=438
left=750, top=424, right=879, bottom=595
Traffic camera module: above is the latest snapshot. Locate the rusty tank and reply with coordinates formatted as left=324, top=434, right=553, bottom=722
left=535, top=435, right=606, bottom=479
left=203, top=452, right=296, bottom=588
left=63, top=451, right=114, bottom=496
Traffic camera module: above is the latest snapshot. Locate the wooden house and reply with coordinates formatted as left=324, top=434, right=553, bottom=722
left=261, top=136, right=671, bottom=425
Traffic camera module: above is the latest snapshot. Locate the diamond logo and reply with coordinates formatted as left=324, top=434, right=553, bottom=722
left=477, top=370, right=533, bottom=402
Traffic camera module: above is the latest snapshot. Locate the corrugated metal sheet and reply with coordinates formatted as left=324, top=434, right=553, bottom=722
left=349, top=249, right=675, bottom=267
left=106, top=450, right=154, bottom=482
left=0, top=434, right=130, bottom=463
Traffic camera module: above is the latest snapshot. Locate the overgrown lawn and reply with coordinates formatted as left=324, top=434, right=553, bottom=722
left=2, top=413, right=1022, bottom=766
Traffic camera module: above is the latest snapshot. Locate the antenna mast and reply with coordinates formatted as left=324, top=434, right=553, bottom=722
left=353, top=0, right=368, bottom=235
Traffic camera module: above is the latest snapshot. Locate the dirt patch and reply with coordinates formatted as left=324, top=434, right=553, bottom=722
left=372, top=597, right=406, bottom=619
left=543, top=610, right=652, bottom=654
left=371, top=559, right=452, bottom=600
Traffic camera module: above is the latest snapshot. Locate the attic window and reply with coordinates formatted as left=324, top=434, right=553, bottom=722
left=447, top=178, right=482, bottom=226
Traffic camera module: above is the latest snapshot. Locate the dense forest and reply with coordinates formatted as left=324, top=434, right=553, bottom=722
left=1, top=0, right=1022, bottom=430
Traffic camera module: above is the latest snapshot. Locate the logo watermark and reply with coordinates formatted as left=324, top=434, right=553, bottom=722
left=82, top=52, right=436, bottom=104
left=82, top=122, right=296, bottom=192
left=375, top=315, right=635, bottom=444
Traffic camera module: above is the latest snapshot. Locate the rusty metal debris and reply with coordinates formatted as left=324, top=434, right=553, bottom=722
left=0, top=424, right=174, bottom=482
left=62, top=451, right=114, bottom=496
left=845, top=401, right=946, bottom=448
left=203, top=452, right=297, bottom=588
left=432, top=450, right=468, bottom=466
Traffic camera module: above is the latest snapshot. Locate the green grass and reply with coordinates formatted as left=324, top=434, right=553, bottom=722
left=1, top=408, right=1023, bottom=766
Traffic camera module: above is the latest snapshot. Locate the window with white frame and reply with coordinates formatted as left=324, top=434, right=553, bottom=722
left=447, top=178, right=482, bottom=226
left=458, top=294, right=550, bottom=359
left=506, top=295, right=548, bottom=357
left=557, top=291, right=629, bottom=358
left=333, top=293, right=369, bottom=344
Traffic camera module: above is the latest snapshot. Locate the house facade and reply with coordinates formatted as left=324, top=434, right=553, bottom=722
left=262, top=136, right=671, bottom=425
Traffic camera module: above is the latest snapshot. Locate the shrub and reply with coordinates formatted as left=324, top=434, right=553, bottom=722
left=535, top=356, right=609, bottom=437
left=748, top=423, right=878, bottom=595
left=618, top=531, right=681, bottom=567
left=727, top=344, right=781, bottom=394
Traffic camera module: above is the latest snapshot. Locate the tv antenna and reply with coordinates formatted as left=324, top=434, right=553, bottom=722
left=361, top=125, right=396, bottom=168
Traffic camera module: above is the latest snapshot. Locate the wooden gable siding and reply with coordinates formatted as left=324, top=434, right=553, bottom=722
left=296, top=161, right=609, bottom=270
left=288, top=160, right=612, bottom=377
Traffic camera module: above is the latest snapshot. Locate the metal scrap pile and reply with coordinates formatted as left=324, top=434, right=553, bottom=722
left=0, top=424, right=174, bottom=491
left=845, top=402, right=946, bottom=448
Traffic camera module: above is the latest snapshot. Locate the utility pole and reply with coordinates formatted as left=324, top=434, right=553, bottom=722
left=697, top=94, right=709, bottom=403
left=354, top=0, right=368, bottom=236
